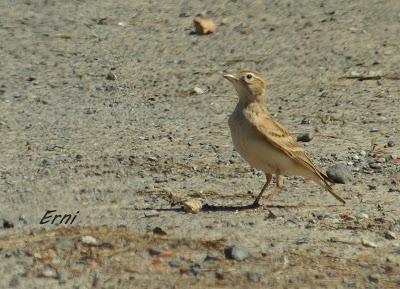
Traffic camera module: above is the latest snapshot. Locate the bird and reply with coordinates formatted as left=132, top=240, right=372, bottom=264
left=223, top=70, right=346, bottom=207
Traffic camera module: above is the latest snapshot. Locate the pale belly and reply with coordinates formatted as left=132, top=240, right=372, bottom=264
left=228, top=110, right=306, bottom=176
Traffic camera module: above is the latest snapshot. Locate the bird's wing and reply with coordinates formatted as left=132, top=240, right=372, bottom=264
left=243, top=105, right=326, bottom=179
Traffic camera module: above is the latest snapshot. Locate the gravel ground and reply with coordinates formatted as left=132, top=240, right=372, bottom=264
left=0, top=0, right=400, bottom=288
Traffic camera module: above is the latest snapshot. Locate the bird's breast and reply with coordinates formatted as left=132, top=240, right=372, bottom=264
left=228, top=107, right=274, bottom=172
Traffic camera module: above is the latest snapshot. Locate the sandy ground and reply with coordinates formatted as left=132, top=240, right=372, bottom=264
left=0, top=0, right=400, bottom=288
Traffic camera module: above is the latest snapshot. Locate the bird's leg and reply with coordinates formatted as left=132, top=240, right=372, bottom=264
left=261, top=174, right=285, bottom=202
left=276, top=174, right=284, bottom=188
left=252, top=173, right=272, bottom=207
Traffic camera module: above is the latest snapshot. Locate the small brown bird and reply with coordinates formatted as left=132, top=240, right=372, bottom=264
left=224, top=70, right=346, bottom=207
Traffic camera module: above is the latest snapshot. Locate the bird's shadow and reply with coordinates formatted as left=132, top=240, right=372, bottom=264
left=130, top=203, right=307, bottom=213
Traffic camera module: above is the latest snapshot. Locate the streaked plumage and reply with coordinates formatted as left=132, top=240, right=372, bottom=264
left=224, top=70, right=346, bottom=207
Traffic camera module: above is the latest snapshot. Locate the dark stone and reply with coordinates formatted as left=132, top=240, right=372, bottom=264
left=326, top=164, right=353, bottom=184
left=224, top=245, right=250, bottom=261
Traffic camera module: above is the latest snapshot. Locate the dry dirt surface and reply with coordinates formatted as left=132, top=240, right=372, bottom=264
left=1, top=0, right=400, bottom=288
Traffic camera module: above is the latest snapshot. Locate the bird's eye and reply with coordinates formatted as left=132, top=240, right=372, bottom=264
left=246, top=73, right=253, bottom=80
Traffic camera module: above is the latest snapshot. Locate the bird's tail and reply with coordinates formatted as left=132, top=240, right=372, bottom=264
left=316, top=172, right=346, bottom=205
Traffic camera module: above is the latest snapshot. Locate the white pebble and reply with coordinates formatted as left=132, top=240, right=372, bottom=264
left=362, top=239, right=377, bottom=248
left=354, top=212, right=369, bottom=219
left=81, top=235, right=98, bottom=245
left=192, top=86, right=205, bottom=95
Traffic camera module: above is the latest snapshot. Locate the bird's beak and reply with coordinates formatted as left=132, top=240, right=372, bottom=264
left=223, top=74, right=239, bottom=83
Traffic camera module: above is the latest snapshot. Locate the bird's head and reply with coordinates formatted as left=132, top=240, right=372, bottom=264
left=223, top=70, right=266, bottom=104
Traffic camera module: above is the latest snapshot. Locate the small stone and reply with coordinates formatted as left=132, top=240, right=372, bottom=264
left=144, top=210, right=159, bottom=217
left=296, top=237, right=308, bottom=245
left=369, top=163, right=382, bottom=170
left=326, top=164, right=353, bottom=184
left=247, top=272, right=262, bottom=283
left=193, top=17, right=216, bottom=35
left=224, top=245, right=250, bottom=261
left=297, top=132, right=314, bottom=142
left=369, top=273, right=380, bottom=282
left=370, top=128, right=379, bottom=132
left=192, top=86, right=205, bottom=95
left=354, top=212, right=369, bottom=220
left=148, top=248, right=163, bottom=256
left=387, top=140, right=395, bottom=147
left=153, top=227, right=167, bottom=235
left=106, top=72, right=117, bottom=81
left=2, top=218, right=14, bottom=229
left=41, top=268, right=58, bottom=278
left=385, top=231, right=396, bottom=240
left=361, top=239, right=377, bottom=248
left=301, top=117, right=311, bottom=124
left=360, top=150, right=367, bottom=157
left=81, top=235, right=98, bottom=245
left=182, top=199, right=203, bottom=213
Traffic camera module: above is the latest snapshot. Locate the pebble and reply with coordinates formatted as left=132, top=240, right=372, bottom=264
left=224, top=245, right=250, bottom=261
left=153, top=227, right=167, bottom=235
left=297, top=132, right=314, bottom=142
left=377, top=157, right=386, bottom=163
left=370, top=128, right=379, bottom=132
left=326, top=164, right=353, bottom=184
left=296, top=237, right=308, bottom=245
left=301, top=117, right=311, bottom=124
left=361, top=239, right=377, bottom=248
left=369, top=273, right=380, bottom=283
left=387, top=140, right=395, bottom=147
left=148, top=248, right=163, bottom=256
left=354, top=212, right=369, bottom=220
left=41, top=268, right=58, bottom=278
left=369, top=162, right=382, bottom=170
left=2, top=218, right=14, bottom=229
left=193, top=17, right=216, bottom=35
left=106, top=72, right=117, bottom=81
left=182, top=199, right=203, bottom=213
left=81, top=235, right=98, bottom=245
left=192, top=86, right=205, bottom=95
left=360, top=150, right=367, bottom=157
left=385, top=231, right=396, bottom=240
left=147, top=156, right=158, bottom=162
